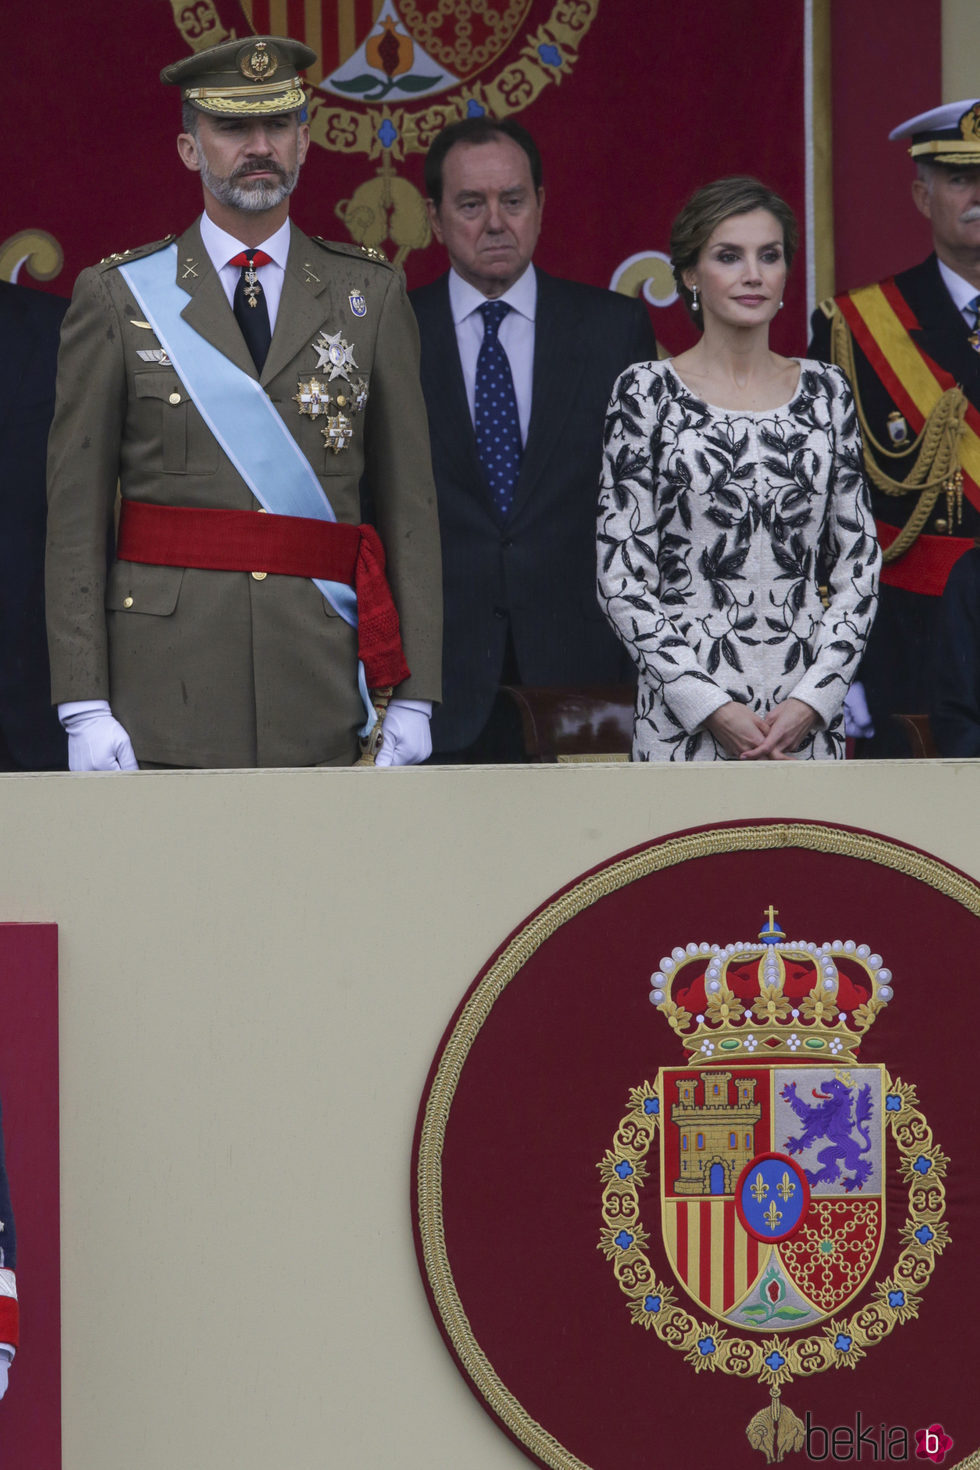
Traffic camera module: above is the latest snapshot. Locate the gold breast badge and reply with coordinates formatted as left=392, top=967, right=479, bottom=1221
left=322, top=413, right=354, bottom=454
left=293, top=377, right=333, bottom=419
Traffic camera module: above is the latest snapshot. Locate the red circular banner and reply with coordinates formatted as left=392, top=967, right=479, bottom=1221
left=413, top=821, right=977, bottom=1470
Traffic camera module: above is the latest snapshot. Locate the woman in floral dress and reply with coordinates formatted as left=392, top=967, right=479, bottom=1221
left=597, top=177, right=880, bottom=760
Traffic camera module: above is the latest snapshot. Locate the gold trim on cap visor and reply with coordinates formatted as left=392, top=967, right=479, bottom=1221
left=909, top=139, right=980, bottom=158
left=184, top=84, right=306, bottom=114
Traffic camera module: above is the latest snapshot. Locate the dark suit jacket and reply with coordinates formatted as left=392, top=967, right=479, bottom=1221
left=0, top=281, right=68, bottom=769
left=808, top=254, right=980, bottom=752
left=411, top=268, right=657, bottom=752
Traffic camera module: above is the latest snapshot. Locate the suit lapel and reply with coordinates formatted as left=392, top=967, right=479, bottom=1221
left=261, top=223, right=331, bottom=385
left=513, top=271, right=587, bottom=514
left=906, top=255, right=980, bottom=396
left=419, top=277, right=493, bottom=507
left=176, top=220, right=257, bottom=378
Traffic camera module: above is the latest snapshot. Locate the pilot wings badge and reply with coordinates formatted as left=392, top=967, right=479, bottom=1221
left=598, top=909, right=949, bottom=1465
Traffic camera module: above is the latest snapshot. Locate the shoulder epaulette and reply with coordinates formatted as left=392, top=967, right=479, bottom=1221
left=310, top=236, right=394, bottom=269
left=97, top=235, right=176, bottom=271
left=817, top=296, right=837, bottom=320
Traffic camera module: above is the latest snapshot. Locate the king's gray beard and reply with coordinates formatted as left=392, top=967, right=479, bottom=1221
left=200, top=154, right=300, bottom=212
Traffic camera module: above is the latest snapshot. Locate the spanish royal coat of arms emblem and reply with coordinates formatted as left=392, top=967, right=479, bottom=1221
left=599, top=907, right=949, bottom=1464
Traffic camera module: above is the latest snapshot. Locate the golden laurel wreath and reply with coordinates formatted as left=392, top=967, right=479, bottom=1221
left=598, top=1072, right=949, bottom=1461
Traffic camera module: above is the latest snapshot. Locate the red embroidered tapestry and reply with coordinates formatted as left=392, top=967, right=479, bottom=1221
left=6, top=0, right=933, bottom=358
left=414, top=822, right=977, bottom=1469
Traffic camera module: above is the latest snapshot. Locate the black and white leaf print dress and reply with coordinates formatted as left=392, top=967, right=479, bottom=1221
left=597, top=360, right=880, bottom=760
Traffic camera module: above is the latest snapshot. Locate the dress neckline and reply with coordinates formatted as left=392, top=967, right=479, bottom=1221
left=663, top=358, right=804, bottom=417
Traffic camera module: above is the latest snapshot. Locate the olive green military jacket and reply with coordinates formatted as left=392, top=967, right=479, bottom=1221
left=45, top=219, right=441, bottom=767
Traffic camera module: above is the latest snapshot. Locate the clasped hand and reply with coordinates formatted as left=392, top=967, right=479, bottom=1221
left=705, top=698, right=817, bottom=761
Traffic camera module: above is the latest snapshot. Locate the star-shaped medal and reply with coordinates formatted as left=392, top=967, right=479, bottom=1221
left=347, top=374, right=369, bottom=414
left=312, top=329, right=358, bottom=381
left=322, top=412, right=354, bottom=454
left=293, top=376, right=333, bottom=419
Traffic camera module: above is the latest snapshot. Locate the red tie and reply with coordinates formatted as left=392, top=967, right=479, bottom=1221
left=227, top=249, right=274, bottom=270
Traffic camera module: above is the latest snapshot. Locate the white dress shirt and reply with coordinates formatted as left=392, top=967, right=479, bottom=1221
left=448, top=264, right=537, bottom=443
left=937, top=257, right=980, bottom=327
left=198, top=212, right=291, bottom=331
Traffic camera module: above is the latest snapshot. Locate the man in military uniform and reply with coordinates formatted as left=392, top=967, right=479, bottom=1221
left=809, top=100, right=980, bottom=756
left=46, top=35, right=441, bottom=769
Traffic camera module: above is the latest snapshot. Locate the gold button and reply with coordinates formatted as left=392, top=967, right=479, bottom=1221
left=123, top=595, right=134, bottom=608
left=934, top=518, right=948, bottom=533
left=251, top=571, right=267, bottom=581
left=169, top=392, right=181, bottom=405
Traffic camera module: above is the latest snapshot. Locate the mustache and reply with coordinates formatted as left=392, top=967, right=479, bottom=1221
left=233, top=159, right=288, bottom=182
left=960, top=206, right=980, bottom=223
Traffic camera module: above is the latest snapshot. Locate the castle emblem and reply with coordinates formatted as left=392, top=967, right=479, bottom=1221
left=598, top=908, right=948, bottom=1464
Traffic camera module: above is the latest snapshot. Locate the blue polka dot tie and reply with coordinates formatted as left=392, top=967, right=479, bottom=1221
left=474, top=300, right=522, bottom=515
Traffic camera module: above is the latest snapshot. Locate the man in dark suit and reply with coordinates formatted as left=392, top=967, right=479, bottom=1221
left=411, top=118, right=657, bottom=761
left=808, top=99, right=980, bottom=755
left=0, top=281, right=68, bottom=770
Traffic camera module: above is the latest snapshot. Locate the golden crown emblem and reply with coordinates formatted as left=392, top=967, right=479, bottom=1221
left=649, top=905, right=894, bottom=1063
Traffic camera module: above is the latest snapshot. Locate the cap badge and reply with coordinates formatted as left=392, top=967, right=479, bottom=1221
left=349, top=290, right=367, bottom=318
left=960, top=102, right=980, bottom=142
left=312, top=329, right=358, bottom=381
left=239, top=42, right=279, bottom=82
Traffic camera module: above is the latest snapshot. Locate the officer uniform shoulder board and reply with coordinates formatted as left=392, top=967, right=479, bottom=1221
left=310, top=236, right=394, bottom=271
left=97, top=236, right=177, bottom=272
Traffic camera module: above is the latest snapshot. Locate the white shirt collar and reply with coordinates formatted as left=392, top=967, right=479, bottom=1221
left=198, top=212, right=292, bottom=271
left=936, top=256, right=980, bottom=316
left=448, top=263, right=537, bottom=326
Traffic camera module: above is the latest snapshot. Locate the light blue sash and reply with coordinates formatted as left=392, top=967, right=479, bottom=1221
left=119, top=244, right=374, bottom=733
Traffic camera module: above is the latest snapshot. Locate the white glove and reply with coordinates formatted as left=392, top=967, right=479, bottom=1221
left=59, top=700, right=139, bottom=772
left=842, top=682, right=874, bottom=740
left=0, top=1351, right=10, bottom=1401
left=375, top=699, right=432, bottom=767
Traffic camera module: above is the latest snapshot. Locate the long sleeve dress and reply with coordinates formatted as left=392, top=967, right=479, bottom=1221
left=596, top=360, right=880, bottom=760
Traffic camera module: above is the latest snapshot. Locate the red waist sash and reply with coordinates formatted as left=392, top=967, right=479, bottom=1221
left=875, top=518, right=973, bottom=596
left=116, top=499, right=409, bottom=688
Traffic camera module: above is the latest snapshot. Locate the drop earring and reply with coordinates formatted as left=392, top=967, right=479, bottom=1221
left=691, top=284, right=699, bottom=312
left=778, top=299, right=784, bottom=310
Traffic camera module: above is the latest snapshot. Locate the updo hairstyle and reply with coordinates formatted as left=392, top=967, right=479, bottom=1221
left=670, top=176, right=799, bottom=322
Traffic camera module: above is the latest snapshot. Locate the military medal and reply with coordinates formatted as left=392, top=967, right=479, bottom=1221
left=886, top=410, right=909, bottom=446
left=349, top=289, right=367, bottom=318
left=347, top=375, right=369, bottom=414
left=322, top=412, right=354, bottom=454
left=242, top=259, right=262, bottom=309
left=312, top=329, right=358, bottom=380
left=293, top=376, right=332, bottom=419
